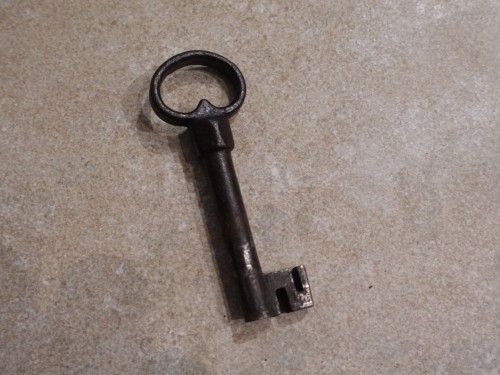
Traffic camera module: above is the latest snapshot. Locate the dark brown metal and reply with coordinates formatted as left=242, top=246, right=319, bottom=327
left=150, top=50, right=313, bottom=321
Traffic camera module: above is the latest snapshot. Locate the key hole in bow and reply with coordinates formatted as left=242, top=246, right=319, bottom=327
left=161, top=66, right=235, bottom=113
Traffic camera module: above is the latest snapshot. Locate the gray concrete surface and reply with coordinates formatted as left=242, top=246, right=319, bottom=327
left=1, top=1, right=499, bottom=374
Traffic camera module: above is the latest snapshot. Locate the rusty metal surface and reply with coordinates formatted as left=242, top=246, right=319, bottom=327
left=149, top=50, right=313, bottom=321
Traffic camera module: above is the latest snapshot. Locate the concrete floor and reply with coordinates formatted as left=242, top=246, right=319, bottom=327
left=1, top=1, right=499, bottom=374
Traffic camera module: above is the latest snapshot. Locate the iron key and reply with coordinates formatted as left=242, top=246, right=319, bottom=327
left=149, top=50, right=313, bottom=321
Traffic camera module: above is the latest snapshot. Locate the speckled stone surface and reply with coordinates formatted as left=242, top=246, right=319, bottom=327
left=1, top=1, right=499, bottom=374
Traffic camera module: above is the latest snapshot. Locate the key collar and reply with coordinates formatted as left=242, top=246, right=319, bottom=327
left=149, top=50, right=246, bottom=126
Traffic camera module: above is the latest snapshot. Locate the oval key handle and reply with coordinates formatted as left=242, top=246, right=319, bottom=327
left=149, top=50, right=246, bottom=126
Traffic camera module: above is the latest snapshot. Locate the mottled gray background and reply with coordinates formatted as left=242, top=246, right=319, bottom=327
left=1, top=1, right=499, bottom=374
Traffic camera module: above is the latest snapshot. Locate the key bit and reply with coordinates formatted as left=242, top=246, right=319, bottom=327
left=149, top=50, right=313, bottom=321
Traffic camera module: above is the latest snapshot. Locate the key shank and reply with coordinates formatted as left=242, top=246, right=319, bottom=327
left=190, top=118, right=274, bottom=321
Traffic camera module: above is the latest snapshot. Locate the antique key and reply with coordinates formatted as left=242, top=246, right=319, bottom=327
left=150, top=50, right=313, bottom=321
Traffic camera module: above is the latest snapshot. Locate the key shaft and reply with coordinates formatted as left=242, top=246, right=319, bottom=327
left=190, top=118, right=275, bottom=320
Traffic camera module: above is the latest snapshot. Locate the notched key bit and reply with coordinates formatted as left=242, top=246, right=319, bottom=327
left=149, top=50, right=313, bottom=321
left=266, top=265, right=313, bottom=314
